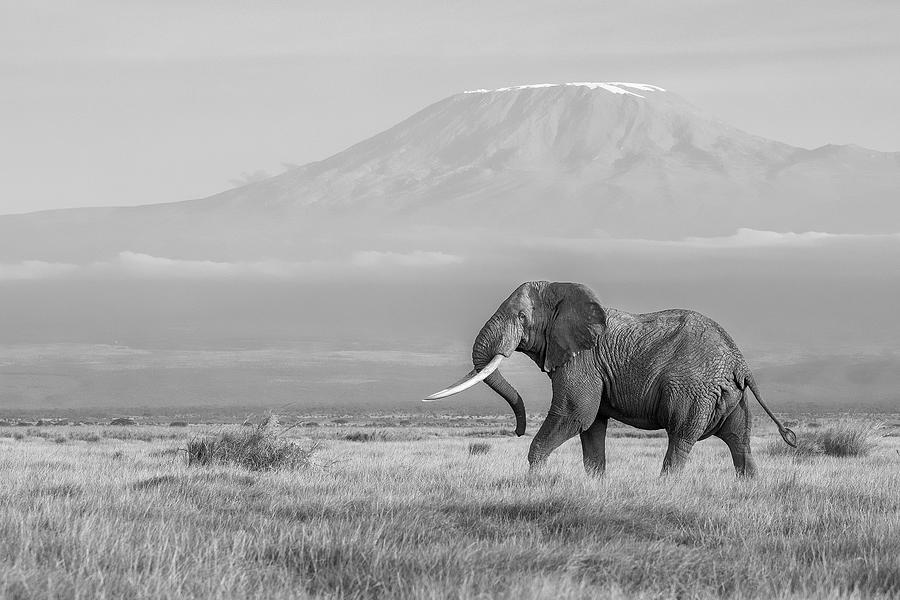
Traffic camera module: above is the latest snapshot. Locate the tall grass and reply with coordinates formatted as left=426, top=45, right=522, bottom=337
left=0, top=420, right=897, bottom=599
left=468, top=442, right=492, bottom=455
left=186, top=415, right=317, bottom=471
left=766, top=421, right=881, bottom=458
left=818, top=422, right=880, bottom=456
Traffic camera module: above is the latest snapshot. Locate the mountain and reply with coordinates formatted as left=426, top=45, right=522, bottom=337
left=1, top=82, right=899, bottom=414
left=1, top=82, right=898, bottom=262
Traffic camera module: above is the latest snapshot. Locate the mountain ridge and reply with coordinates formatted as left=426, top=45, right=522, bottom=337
left=1, top=82, right=898, bottom=261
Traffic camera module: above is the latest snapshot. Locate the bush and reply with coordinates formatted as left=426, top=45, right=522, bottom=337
left=169, top=421, right=189, bottom=427
left=818, top=423, right=879, bottom=457
left=13, top=431, right=25, bottom=441
left=765, top=422, right=880, bottom=458
left=53, top=434, right=67, bottom=444
left=468, top=442, right=492, bottom=455
left=185, top=415, right=316, bottom=471
left=109, top=418, right=137, bottom=426
left=344, top=430, right=390, bottom=442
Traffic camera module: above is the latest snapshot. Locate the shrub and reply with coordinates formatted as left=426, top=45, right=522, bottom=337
left=169, top=421, right=189, bottom=427
left=109, top=418, right=137, bottom=426
left=765, top=422, right=880, bottom=458
left=53, top=434, right=67, bottom=444
left=13, top=431, right=25, bottom=441
left=468, top=442, right=492, bottom=455
left=818, top=423, right=879, bottom=457
left=344, top=430, right=390, bottom=442
left=185, top=415, right=316, bottom=471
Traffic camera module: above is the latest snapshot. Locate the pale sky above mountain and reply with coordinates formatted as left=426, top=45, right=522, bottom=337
left=1, top=0, right=898, bottom=214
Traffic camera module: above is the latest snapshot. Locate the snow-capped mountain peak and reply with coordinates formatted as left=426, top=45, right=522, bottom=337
left=463, top=82, right=666, bottom=98
left=0, top=83, right=896, bottom=261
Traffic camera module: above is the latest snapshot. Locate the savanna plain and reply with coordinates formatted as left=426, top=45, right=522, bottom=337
left=1, top=415, right=898, bottom=600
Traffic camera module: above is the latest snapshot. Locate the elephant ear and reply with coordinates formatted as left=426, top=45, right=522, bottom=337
left=543, top=283, right=606, bottom=373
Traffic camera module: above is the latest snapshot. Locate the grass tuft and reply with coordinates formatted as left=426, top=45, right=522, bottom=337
left=185, top=415, right=317, bottom=471
left=818, top=422, right=880, bottom=457
left=468, top=442, right=492, bottom=455
left=766, top=421, right=880, bottom=458
left=463, top=428, right=516, bottom=438
left=344, top=430, right=389, bottom=442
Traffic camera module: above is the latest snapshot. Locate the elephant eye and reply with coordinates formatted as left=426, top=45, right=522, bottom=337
left=518, top=311, right=527, bottom=322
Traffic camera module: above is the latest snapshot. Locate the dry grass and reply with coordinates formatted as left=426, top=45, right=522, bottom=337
left=468, top=442, right=492, bottom=455
left=186, top=416, right=317, bottom=471
left=766, top=421, right=882, bottom=458
left=0, top=417, right=898, bottom=599
left=818, top=422, right=881, bottom=456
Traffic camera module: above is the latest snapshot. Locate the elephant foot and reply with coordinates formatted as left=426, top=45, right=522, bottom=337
left=527, top=457, right=548, bottom=472
left=583, top=462, right=606, bottom=477
left=734, top=454, right=758, bottom=478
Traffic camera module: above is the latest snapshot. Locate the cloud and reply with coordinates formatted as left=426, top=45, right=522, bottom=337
left=678, top=229, right=900, bottom=248
left=0, top=260, right=79, bottom=281
left=350, top=250, right=463, bottom=268
left=536, top=228, right=900, bottom=254
left=100, top=252, right=325, bottom=280
left=0, top=250, right=465, bottom=282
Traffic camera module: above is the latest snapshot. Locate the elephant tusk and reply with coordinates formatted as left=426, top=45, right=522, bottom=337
left=422, top=355, right=504, bottom=401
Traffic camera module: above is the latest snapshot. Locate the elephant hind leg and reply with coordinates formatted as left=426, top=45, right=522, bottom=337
left=580, top=417, right=608, bottom=476
left=715, top=397, right=757, bottom=478
left=661, top=435, right=695, bottom=475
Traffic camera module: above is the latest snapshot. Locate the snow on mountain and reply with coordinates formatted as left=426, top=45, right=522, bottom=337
left=463, top=82, right=666, bottom=97
left=0, top=83, right=897, bottom=261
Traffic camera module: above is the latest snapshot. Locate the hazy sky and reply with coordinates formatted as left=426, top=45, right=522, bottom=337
left=1, top=0, right=898, bottom=215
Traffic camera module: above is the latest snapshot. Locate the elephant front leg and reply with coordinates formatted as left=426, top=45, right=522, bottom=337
left=528, top=411, right=578, bottom=470
left=580, top=417, right=608, bottom=476
left=529, top=356, right=603, bottom=471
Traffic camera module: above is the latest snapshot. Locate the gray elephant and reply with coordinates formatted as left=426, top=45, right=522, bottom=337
left=425, top=281, right=796, bottom=477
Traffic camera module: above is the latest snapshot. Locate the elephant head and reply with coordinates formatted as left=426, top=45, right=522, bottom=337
left=425, top=281, right=606, bottom=436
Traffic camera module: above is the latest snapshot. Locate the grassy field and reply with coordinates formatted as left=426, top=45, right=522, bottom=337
left=1, top=417, right=899, bottom=599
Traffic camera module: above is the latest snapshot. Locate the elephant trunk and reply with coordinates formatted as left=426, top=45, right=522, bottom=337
left=473, top=314, right=527, bottom=437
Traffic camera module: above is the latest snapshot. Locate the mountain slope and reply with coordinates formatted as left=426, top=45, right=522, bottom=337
left=1, top=82, right=897, bottom=261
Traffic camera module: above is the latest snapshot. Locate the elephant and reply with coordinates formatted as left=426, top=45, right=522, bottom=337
left=425, top=281, right=796, bottom=477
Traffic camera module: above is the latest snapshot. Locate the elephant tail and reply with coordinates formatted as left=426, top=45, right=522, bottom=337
left=745, top=375, right=797, bottom=447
